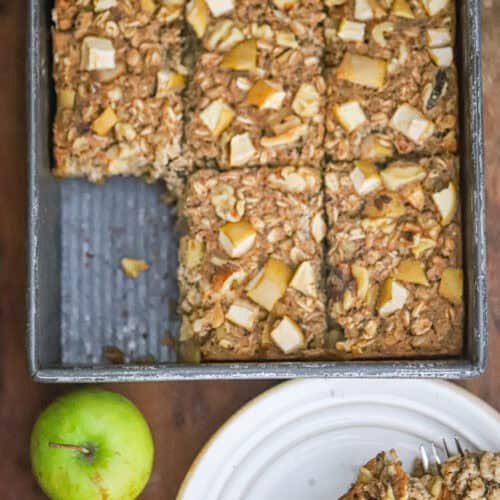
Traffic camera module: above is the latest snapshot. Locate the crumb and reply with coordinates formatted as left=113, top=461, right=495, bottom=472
left=121, top=257, right=149, bottom=278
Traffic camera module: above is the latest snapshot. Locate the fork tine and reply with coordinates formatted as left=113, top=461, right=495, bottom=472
left=431, top=442, right=441, bottom=465
left=454, top=437, right=465, bottom=456
left=442, top=438, right=452, bottom=458
left=420, top=444, right=430, bottom=473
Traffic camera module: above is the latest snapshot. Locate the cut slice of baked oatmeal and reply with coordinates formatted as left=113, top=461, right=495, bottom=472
left=324, top=156, right=463, bottom=358
left=184, top=0, right=326, bottom=169
left=177, top=166, right=328, bottom=361
left=52, top=0, right=189, bottom=195
left=323, top=0, right=457, bottom=160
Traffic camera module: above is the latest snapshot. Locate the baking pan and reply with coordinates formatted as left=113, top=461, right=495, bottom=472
left=27, top=0, right=487, bottom=382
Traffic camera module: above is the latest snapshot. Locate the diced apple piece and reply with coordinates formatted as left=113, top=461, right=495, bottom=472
left=180, top=237, right=205, bottom=269
left=292, top=83, right=321, bottom=119
left=187, top=0, right=209, bottom=38
left=290, top=261, right=317, bottom=297
left=354, top=0, right=385, bottom=20
left=377, top=278, right=408, bottom=316
left=260, top=123, right=308, bottom=148
left=247, top=259, right=292, bottom=311
left=57, top=88, right=75, bottom=110
left=380, top=163, right=426, bottom=191
left=333, top=101, right=367, bottom=132
left=422, top=0, right=449, bottom=16
left=272, top=0, right=298, bottom=10
left=311, top=213, right=327, bottom=243
left=438, top=268, right=463, bottom=305
left=94, top=0, right=117, bottom=12
left=219, top=220, right=257, bottom=258
left=205, top=0, right=234, bottom=17
left=226, top=299, right=259, bottom=330
left=427, top=28, right=451, bottom=48
left=351, top=264, right=369, bottom=299
left=91, top=106, right=118, bottom=136
left=390, top=104, right=435, bottom=144
left=337, top=19, right=366, bottom=42
left=156, top=70, right=185, bottom=97
left=428, top=47, right=453, bottom=67
left=207, top=21, right=245, bottom=51
left=247, top=80, right=286, bottom=110
left=394, top=259, right=429, bottom=286
left=121, top=257, right=149, bottom=278
left=81, top=37, right=115, bottom=71
left=411, top=237, right=436, bottom=258
left=391, top=0, right=414, bottom=18
left=200, top=99, right=235, bottom=137
left=140, top=0, right=157, bottom=13
left=221, top=39, right=257, bottom=72
left=350, top=160, right=382, bottom=195
left=337, top=53, right=387, bottom=89
left=363, top=192, right=405, bottom=218
left=230, top=132, right=256, bottom=167
left=360, top=134, right=393, bottom=161
left=276, top=31, right=298, bottom=48
left=372, top=22, right=394, bottom=48
left=270, top=316, right=304, bottom=354
left=432, top=181, right=457, bottom=226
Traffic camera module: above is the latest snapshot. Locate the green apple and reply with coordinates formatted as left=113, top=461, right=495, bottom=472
left=30, top=388, right=154, bottom=500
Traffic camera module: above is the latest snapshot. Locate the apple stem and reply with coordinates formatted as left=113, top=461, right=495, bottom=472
left=48, top=442, right=92, bottom=456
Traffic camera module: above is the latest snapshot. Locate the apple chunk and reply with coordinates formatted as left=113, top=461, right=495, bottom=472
left=219, top=220, right=257, bottom=258
left=270, top=316, right=305, bottom=354
left=380, top=163, right=426, bottom=191
left=349, top=160, right=381, bottom=196
left=360, top=134, right=393, bottom=161
left=391, top=0, right=414, bottom=18
left=427, top=28, right=452, bottom=48
left=290, top=261, right=317, bottom=297
left=432, top=181, right=457, bottom=226
left=180, top=237, right=204, bottom=269
left=333, top=100, right=367, bottom=132
left=200, top=99, right=235, bottom=137
left=187, top=0, right=209, bottom=38
left=390, top=104, right=435, bottom=144
left=394, top=259, right=429, bottom=286
left=247, top=259, right=292, bottom=311
left=337, top=53, right=387, bottom=89
left=354, top=0, right=385, bottom=20
left=205, top=0, right=234, bottom=17
left=230, top=132, right=256, bottom=167
left=221, top=39, right=257, bottom=72
left=247, top=79, right=286, bottom=110
left=428, top=47, right=453, bottom=67
left=422, top=0, right=449, bottom=16
left=337, top=19, right=366, bottom=42
left=91, top=106, right=118, bottom=136
left=351, top=264, right=369, bottom=299
left=377, top=278, right=408, bottom=317
left=438, top=267, right=463, bottom=304
left=226, top=299, right=259, bottom=330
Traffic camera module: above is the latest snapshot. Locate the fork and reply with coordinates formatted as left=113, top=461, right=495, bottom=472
left=419, top=438, right=466, bottom=474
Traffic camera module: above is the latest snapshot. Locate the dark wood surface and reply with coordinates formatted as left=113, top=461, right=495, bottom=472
left=0, top=2, right=498, bottom=498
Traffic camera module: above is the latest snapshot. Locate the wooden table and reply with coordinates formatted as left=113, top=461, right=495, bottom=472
left=0, top=2, right=498, bottom=498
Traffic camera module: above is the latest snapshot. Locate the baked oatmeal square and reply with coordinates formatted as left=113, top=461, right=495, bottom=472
left=177, top=166, right=328, bottom=361
left=324, top=156, right=463, bottom=358
left=52, top=0, right=189, bottom=195
left=184, top=0, right=326, bottom=169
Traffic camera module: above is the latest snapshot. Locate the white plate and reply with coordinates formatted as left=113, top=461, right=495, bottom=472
left=178, top=380, right=500, bottom=500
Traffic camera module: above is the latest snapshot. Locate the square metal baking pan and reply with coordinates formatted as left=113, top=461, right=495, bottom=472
left=27, top=0, right=487, bottom=382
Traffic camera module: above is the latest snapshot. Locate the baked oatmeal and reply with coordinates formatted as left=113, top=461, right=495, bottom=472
left=184, top=0, right=326, bottom=169
left=52, top=0, right=189, bottom=194
left=324, top=155, right=463, bottom=357
left=341, top=449, right=411, bottom=499
left=342, top=450, right=500, bottom=500
left=177, top=166, right=327, bottom=361
left=323, top=0, right=457, bottom=160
